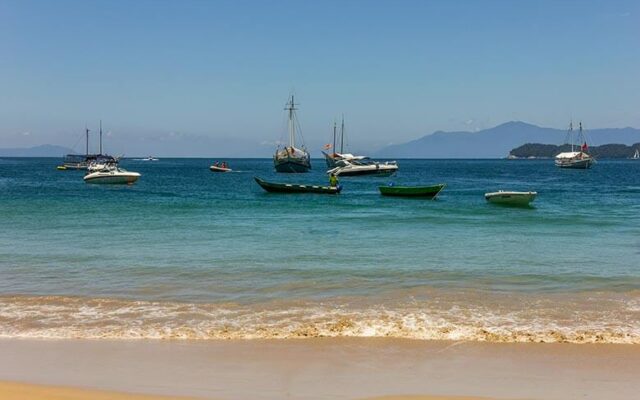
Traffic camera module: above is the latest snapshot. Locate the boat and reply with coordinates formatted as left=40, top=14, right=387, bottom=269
left=58, top=122, right=117, bottom=170
left=631, top=148, right=639, bottom=160
left=379, top=183, right=446, bottom=198
left=485, top=190, right=537, bottom=206
left=327, top=159, right=398, bottom=177
left=142, top=156, right=159, bottom=161
left=555, top=122, right=595, bottom=169
left=254, top=177, right=341, bottom=194
left=84, top=162, right=141, bottom=184
left=273, top=95, right=311, bottom=173
left=322, top=116, right=367, bottom=168
left=209, top=165, right=232, bottom=173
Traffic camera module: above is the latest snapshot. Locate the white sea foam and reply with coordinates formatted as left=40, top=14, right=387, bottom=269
left=0, top=295, right=639, bottom=343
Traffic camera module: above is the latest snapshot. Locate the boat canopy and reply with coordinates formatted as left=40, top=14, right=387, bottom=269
left=555, top=151, right=585, bottom=159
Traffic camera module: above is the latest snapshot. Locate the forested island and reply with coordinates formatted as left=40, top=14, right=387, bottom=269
left=509, top=143, right=640, bottom=159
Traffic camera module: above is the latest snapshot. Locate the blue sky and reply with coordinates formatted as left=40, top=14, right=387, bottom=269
left=1, top=0, right=638, bottom=156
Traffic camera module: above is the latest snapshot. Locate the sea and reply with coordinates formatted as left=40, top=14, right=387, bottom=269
left=0, top=158, right=639, bottom=343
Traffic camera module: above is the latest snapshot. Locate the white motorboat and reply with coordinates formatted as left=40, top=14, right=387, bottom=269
left=142, top=156, right=159, bottom=161
left=485, top=190, right=537, bottom=206
left=327, top=159, right=398, bottom=177
left=555, top=122, right=595, bottom=169
left=84, top=163, right=140, bottom=184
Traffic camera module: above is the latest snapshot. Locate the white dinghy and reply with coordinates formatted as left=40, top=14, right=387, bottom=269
left=485, top=190, right=537, bottom=206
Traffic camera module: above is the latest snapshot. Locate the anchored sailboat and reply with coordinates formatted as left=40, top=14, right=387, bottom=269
left=555, top=122, right=595, bottom=169
left=322, top=116, right=366, bottom=168
left=58, top=121, right=117, bottom=170
left=273, top=95, right=311, bottom=173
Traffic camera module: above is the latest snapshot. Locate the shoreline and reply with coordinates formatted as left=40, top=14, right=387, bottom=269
left=1, top=338, right=639, bottom=399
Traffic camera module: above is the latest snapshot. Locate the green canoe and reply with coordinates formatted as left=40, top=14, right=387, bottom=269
left=379, top=183, right=446, bottom=198
left=255, top=177, right=342, bottom=194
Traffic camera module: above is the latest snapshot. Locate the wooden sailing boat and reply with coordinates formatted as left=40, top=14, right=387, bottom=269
left=274, top=95, right=311, bottom=173
left=554, top=122, right=595, bottom=169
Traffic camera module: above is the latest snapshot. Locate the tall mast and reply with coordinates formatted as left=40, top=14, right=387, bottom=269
left=99, top=120, right=103, bottom=155
left=579, top=121, right=583, bottom=151
left=340, top=114, right=345, bottom=154
left=85, top=126, right=90, bottom=156
left=332, top=121, right=337, bottom=155
left=569, top=121, right=574, bottom=153
left=286, top=96, right=296, bottom=148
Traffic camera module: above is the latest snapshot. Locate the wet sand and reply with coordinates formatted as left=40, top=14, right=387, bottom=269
left=0, top=338, right=638, bottom=399
left=0, top=382, right=498, bottom=400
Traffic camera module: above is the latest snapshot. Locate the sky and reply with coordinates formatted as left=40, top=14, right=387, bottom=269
left=0, top=0, right=638, bottom=156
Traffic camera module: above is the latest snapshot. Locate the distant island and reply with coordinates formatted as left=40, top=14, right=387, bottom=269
left=509, top=143, right=640, bottom=159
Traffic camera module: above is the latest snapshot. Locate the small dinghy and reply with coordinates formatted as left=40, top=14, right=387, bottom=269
left=485, top=190, right=537, bottom=206
left=379, top=183, right=446, bottom=198
left=210, top=165, right=232, bottom=173
left=254, top=177, right=341, bottom=194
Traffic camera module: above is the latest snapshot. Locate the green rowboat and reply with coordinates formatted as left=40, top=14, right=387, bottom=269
left=255, top=177, right=342, bottom=194
left=379, top=183, right=446, bottom=198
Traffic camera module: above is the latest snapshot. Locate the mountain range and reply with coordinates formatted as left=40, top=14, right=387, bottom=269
left=0, top=145, right=74, bottom=157
left=3, top=122, right=640, bottom=158
left=375, top=121, right=640, bottom=158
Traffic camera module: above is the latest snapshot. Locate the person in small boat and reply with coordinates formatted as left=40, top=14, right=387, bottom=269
left=221, top=161, right=227, bottom=169
left=214, top=161, right=219, bottom=167
left=329, top=173, right=338, bottom=188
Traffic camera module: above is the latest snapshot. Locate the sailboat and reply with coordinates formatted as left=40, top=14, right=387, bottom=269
left=58, top=121, right=117, bottom=170
left=273, top=95, right=311, bottom=173
left=555, top=122, right=595, bottom=169
left=631, top=148, right=639, bottom=160
left=322, top=116, right=366, bottom=168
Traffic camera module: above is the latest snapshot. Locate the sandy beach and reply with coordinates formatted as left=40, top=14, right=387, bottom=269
left=1, top=338, right=639, bottom=400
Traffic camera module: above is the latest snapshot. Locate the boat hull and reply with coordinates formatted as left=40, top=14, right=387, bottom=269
left=379, top=184, right=446, bottom=198
left=485, top=191, right=537, bottom=206
left=84, top=172, right=141, bottom=185
left=274, top=157, right=311, bottom=173
left=322, top=151, right=339, bottom=168
left=209, top=166, right=232, bottom=173
left=555, top=158, right=593, bottom=169
left=334, top=166, right=397, bottom=177
left=254, top=177, right=340, bottom=194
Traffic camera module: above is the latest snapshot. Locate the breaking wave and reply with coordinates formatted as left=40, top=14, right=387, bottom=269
left=1, top=294, right=639, bottom=343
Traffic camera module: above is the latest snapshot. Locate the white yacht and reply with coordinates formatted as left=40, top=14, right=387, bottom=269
left=84, top=162, right=140, bottom=184
left=327, top=159, right=398, bottom=177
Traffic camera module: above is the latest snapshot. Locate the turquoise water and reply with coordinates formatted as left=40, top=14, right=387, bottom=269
left=0, top=158, right=639, bottom=342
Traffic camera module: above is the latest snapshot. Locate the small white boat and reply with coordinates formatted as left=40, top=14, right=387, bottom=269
left=326, top=159, right=398, bottom=177
left=209, top=165, right=232, bottom=173
left=84, top=164, right=140, bottom=184
left=485, top=190, right=537, bottom=206
left=142, top=156, right=159, bottom=161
